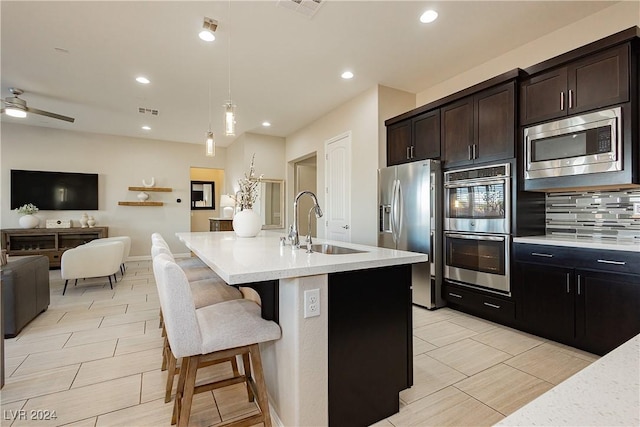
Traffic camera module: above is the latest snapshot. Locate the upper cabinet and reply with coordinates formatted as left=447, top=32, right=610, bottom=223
left=441, top=81, right=515, bottom=168
left=520, top=44, right=630, bottom=125
left=387, top=109, right=440, bottom=166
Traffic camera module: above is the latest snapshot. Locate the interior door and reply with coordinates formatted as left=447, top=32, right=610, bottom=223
left=325, top=132, right=352, bottom=242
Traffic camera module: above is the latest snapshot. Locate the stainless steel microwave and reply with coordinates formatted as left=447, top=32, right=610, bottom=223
left=524, top=107, right=621, bottom=180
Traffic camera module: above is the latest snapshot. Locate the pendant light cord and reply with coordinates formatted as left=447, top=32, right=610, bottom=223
left=208, top=81, right=212, bottom=130
left=227, top=0, right=232, bottom=102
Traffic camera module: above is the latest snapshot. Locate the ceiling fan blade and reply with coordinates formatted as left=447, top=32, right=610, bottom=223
left=26, top=107, right=75, bottom=123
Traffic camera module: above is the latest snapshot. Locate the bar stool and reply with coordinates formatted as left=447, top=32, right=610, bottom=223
left=152, top=252, right=244, bottom=402
left=153, top=255, right=281, bottom=427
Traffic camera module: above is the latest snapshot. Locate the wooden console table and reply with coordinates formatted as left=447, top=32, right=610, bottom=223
left=1, top=227, right=108, bottom=268
left=209, top=218, right=233, bottom=232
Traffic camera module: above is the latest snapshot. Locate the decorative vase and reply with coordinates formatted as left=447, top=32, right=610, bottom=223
left=137, top=192, right=149, bottom=202
left=19, top=214, right=39, bottom=229
left=80, top=213, right=89, bottom=228
left=232, top=209, right=262, bottom=237
left=87, top=216, right=96, bottom=228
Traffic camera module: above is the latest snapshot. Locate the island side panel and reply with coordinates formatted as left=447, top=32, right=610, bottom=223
left=260, top=274, right=329, bottom=427
left=328, top=264, right=413, bottom=427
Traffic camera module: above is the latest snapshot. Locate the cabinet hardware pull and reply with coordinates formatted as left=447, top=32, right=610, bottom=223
left=472, top=144, right=477, bottom=160
left=568, top=89, right=573, bottom=109
left=410, top=145, right=415, bottom=159
left=531, top=252, right=553, bottom=258
left=483, top=302, right=501, bottom=309
left=406, top=147, right=411, bottom=160
left=449, top=292, right=463, bottom=299
left=468, top=145, right=472, bottom=161
left=577, top=275, right=581, bottom=295
left=597, top=259, right=626, bottom=265
left=566, top=272, right=570, bottom=294
left=560, top=92, right=565, bottom=111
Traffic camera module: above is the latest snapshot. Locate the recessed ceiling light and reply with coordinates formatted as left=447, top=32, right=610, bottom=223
left=420, top=10, right=438, bottom=24
left=141, top=125, right=151, bottom=130
left=341, top=71, right=354, bottom=79
left=199, top=30, right=215, bottom=42
left=262, top=121, right=271, bottom=127
left=136, top=76, right=150, bottom=84
left=199, top=17, right=218, bottom=42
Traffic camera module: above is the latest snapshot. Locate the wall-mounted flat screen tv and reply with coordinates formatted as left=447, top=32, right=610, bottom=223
left=11, top=169, right=99, bottom=210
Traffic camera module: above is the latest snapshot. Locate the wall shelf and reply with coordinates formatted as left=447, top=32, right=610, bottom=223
left=119, top=185, right=172, bottom=206
left=118, top=201, right=163, bottom=206
left=128, top=186, right=172, bottom=192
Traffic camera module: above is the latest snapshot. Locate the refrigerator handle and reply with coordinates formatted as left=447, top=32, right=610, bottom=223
left=390, top=179, right=397, bottom=244
left=396, top=180, right=403, bottom=241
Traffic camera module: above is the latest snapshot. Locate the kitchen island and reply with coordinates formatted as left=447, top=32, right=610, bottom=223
left=176, top=231, right=428, bottom=427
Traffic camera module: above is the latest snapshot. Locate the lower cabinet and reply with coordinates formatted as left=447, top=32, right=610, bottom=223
left=513, top=243, right=640, bottom=355
left=443, top=281, right=516, bottom=326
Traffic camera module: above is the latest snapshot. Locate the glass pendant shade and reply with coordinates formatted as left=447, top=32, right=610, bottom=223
left=205, top=131, right=215, bottom=157
left=224, top=103, right=236, bottom=136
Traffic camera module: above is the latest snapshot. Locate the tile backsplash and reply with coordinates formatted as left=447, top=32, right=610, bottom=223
left=546, top=189, right=640, bottom=242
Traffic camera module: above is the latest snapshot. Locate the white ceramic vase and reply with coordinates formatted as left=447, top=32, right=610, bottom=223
left=80, top=213, right=89, bottom=228
left=87, top=216, right=96, bottom=228
left=232, top=209, right=262, bottom=237
left=19, top=214, right=39, bottom=229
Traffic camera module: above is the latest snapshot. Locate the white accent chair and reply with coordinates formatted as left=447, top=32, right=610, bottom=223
left=85, top=236, right=131, bottom=275
left=153, top=255, right=281, bottom=427
left=60, top=241, right=124, bottom=295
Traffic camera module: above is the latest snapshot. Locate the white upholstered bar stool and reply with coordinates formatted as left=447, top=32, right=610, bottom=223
left=153, top=256, right=281, bottom=427
left=151, top=233, right=209, bottom=270
left=152, top=252, right=244, bottom=402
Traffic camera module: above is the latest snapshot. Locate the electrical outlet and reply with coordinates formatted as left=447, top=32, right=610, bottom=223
left=304, top=289, right=320, bottom=318
left=633, top=202, right=640, bottom=216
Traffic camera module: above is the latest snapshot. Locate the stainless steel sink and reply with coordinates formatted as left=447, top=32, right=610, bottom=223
left=303, top=243, right=365, bottom=255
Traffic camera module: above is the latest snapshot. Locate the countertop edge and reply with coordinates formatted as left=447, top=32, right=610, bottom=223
left=513, top=236, right=640, bottom=252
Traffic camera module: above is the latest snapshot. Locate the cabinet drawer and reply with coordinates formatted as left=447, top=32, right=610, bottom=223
left=514, top=243, right=640, bottom=275
left=443, top=282, right=515, bottom=325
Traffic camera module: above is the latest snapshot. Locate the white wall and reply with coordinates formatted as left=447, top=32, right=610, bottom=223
left=285, top=85, right=416, bottom=246
left=226, top=132, right=286, bottom=195
left=417, top=1, right=640, bottom=106
left=1, top=122, right=227, bottom=257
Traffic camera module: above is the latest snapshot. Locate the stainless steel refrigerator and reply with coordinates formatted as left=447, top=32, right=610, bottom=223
left=378, top=160, right=444, bottom=309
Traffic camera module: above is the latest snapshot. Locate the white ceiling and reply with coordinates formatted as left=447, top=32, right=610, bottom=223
left=1, top=1, right=618, bottom=147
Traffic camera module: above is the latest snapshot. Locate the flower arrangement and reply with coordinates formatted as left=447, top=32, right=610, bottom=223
left=233, top=154, right=263, bottom=210
left=15, top=203, right=39, bottom=215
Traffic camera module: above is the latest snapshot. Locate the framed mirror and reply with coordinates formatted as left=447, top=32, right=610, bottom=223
left=191, top=181, right=215, bottom=210
left=255, top=179, right=284, bottom=229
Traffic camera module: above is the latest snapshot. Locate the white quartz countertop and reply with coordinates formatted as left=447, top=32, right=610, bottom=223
left=513, top=235, right=640, bottom=252
left=497, top=334, right=640, bottom=427
left=175, top=231, right=427, bottom=284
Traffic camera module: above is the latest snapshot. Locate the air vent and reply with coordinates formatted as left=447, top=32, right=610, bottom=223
left=277, top=0, right=323, bottom=18
left=138, top=107, right=159, bottom=116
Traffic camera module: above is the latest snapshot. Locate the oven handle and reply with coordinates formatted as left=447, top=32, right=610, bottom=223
left=445, top=232, right=506, bottom=242
left=444, top=179, right=508, bottom=189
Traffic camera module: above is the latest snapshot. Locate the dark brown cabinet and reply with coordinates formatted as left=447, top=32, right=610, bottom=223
left=520, top=44, right=630, bottom=125
left=513, top=243, right=640, bottom=355
left=442, top=81, right=515, bottom=168
left=386, top=110, right=440, bottom=166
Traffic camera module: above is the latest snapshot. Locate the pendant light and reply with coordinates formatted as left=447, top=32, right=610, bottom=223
left=205, top=81, right=215, bottom=157
left=224, top=0, right=236, bottom=136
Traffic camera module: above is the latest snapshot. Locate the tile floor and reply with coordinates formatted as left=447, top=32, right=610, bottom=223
left=0, top=260, right=599, bottom=426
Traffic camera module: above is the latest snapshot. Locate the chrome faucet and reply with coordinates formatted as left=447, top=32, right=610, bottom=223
left=289, top=190, right=323, bottom=248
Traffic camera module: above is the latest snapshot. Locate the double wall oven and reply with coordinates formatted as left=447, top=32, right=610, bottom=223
left=444, top=163, right=511, bottom=295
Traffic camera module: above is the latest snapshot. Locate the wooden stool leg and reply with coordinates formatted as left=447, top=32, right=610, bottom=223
left=161, top=335, right=169, bottom=371
left=165, top=353, right=178, bottom=403
left=172, top=355, right=189, bottom=425
left=250, top=344, right=272, bottom=427
left=242, top=352, right=254, bottom=402
left=230, top=355, right=240, bottom=376
left=177, top=355, right=198, bottom=427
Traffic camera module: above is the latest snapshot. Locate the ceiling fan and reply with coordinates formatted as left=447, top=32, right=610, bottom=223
left=1, top=88, right=75, bottom=123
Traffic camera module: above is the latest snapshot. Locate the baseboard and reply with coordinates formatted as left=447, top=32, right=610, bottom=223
left=269, top=401, right=284, bottom=427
